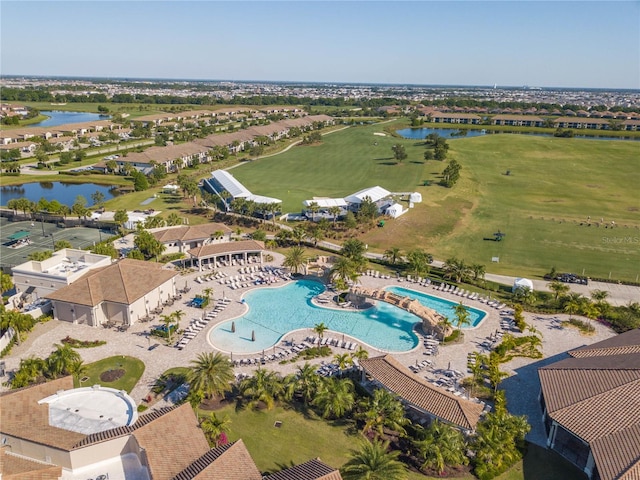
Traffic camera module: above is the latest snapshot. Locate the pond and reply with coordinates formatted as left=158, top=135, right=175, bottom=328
left=396, top=127, right=639, bottom=141
left=0, top=182, right=120, bottom=207
left=28, top=110, right=110, bottom=128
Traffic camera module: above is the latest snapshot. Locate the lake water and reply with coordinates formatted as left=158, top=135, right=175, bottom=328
left=396, top=127, right=639, bottom=141
left=28, top=111, right=110, bottom=128
left=0, top=182, right=119, bottom=207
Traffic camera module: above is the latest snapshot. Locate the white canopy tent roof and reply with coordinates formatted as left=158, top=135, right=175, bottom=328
left=344, top=186, right=391, bottom=205
left=385, top=203, right=405, bottom=218
left=303, top=198, right=348, bottom=208
left=513, top=277, right=534, bottom=292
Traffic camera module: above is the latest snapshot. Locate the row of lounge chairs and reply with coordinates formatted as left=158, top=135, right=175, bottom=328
left=176, top=298, right=232, bottom=350
left=406, top=275, right=432, bottom=286
left=233, top=342, right=312, bottom=366
left=365, top=270, right=392, bottom=279
left=409, top=359, right=432, bottom=373
left=306, top=336, right=359, bottom=351
left=195, top=271, right=227, bottom=283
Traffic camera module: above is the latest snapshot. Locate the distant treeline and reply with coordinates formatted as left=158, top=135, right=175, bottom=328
left=1, top=87, right=638, bottom=113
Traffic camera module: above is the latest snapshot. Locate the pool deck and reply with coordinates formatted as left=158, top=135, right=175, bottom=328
left=1, top=255, right=616, bottom=438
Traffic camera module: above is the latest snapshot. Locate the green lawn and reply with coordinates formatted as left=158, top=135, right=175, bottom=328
left=207, top=403, right=584, bottom=480
left=74, top=355, right=145, bottom=393
left=231, top=124, right=640, bottom=282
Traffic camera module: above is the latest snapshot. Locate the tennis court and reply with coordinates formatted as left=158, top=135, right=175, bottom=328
left=0, top=217, right=107, bottom=268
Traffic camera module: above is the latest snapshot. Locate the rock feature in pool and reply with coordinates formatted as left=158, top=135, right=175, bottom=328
left=348, top=286, right=452, bottom=337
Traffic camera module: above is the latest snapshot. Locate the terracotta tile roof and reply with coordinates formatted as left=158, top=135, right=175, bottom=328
left=188, top=240, right=265, bottom=258
left=172, top=440, right=262, bottom=480
left=46, top=258, right=178, bottom=306
left=264, top=458, right=343, bottom=480
left=591, top=424, right=640, bottom=480
left=0, top=376, right=87, bottom=451
left=0, top=447, right=63, bottom=480
left=539, top=329, right=640, bottom=480
left=132, top=403, right=211, bottom=480
left=360, top=355, right=483, bottom=431
left=152, top=223, right=231, bottom=243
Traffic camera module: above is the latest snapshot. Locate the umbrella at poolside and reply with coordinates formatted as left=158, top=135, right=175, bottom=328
left=251, top=330, right=255, bottom=342
left=231, top=321, right=236, bottom=333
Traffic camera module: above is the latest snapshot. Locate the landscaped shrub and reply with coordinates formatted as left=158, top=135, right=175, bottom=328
left=61, top=336, right=106, bottom=348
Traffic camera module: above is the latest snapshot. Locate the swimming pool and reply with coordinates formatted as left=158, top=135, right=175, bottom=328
left=209, top=280, right=421, bottom=354
left=386, top=286, right=487, bottom=328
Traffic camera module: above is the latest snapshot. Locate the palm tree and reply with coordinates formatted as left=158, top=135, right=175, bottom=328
left=470, top=263, right=486, bottom=284
left=564, top=297, right=581, bottom=320
left=438, top=315, right=452, bottom=342
left=314, top=322, right=329, bottom=340
left=283, top=246, right=308, bottom=274
left=12, top=356, right=46, bottom=388
left=160, top=314, right=175, bottom=344
left=334, top=353, right=353, bottom=370
left=291, top=225, right=307, bottom=246
left=66, top=358, right=87, bottom=382
left=383, top=247, right=403, bottom=266
left=341, top=439, right=408, bottom=480
left=199, top=412, right=231, bottom=447
left=328, top=205, right=341, bottom=226
left=47, top=344, right=81, bottom=379
left=415, top=420, right=468, bottom=475
left=406, top=249, right=431, bottom=277
left=239, top=368, right=285, bottom=410
left=307, top=201, right=320, bottom=222
left=351, top=346, right=369, bottom=363
left=590, top=289, right=610, bottom=315
left=313, top=377, right=355, bottom=419
left=486, top=352, right=508, bottom=394
left=188, top=352, right=234, bottom=401
left=172, top=309, right=185, bottom=327
left=0, top=311, right=33, bottom=346
left=443, top=257, right=470, bottom=284
left=330, top=257, right=359, bottom=289
left=453, top=302, right=471, bottom=337
left=202, top=288, right=213, bottom=309
left=547, top=280, right=570, bottom=303
left=468, top=352, right=486, bottom=396
left=358, top=388, right=408, bottom=439
left=291, top=362, right=322, bottom=405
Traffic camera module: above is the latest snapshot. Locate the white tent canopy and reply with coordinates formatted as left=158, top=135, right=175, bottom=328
left=385, top=203, right=405, bottom=218
left=513, top=277, right=534, bottom=292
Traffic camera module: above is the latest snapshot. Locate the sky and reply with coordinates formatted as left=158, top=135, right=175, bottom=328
left=1, top=1, right=639, bottom=89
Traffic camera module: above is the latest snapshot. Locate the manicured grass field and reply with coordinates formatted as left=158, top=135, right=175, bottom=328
left=231, top=123, right=640, bottom=282
left=74, top=355, right=145, bottom=393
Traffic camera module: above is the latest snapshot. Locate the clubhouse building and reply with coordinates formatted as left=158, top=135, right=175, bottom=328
left=0, top=376, right=343, bottom=480
left=538, top=329, right=640, bottom=480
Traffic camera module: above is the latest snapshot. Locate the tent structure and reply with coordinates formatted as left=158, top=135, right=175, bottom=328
left=409, top=192, right=423, bottom=203
left=385, top=203, right=405, bottom=218
left=513, top=277, right=534, bottom=292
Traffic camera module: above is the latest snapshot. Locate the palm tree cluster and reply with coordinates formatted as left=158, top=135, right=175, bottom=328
left=330, top=239, right=367, bottom=290
left=10, top=344, right=85, bottom=389
left=157, top=309, right=185, bottom=344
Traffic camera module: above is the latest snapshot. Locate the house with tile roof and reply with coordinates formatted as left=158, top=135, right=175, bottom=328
left=538, top=329, right=640, bottom=480
left=263, top=458, right=343, bottom=480
left=46, top=258, right=179, bottom=327
left=187, top=239, right=265, bottom=271
left=360, top=355, right=484, bottom=433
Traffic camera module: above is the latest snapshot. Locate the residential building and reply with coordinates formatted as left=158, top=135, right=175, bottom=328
left=431, top=112, right=482, bottom=124
left=492, top=115, right=545, bottom=127
left=538, top=329, right=640, bottom=480
left=151, top=223, right=232, bottom=254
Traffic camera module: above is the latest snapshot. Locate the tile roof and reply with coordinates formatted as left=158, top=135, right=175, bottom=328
left=152, top=223, right=231, bottom=243
left=264, top=458, right=343, bottom=480
left=46, top=258, right=178, bottom=306
left=188, top=240, right=265, bottom=258
left=360, top=355, right=484, bottom=431
left=0, top=376, right=87, bottom=451
left=172, top=440, right=262, bottom=480
left=0, top=448, right=62, bottom=480
left=539, top=329, right=640, bottom=480
left=131, top=404, right=211, bottom=480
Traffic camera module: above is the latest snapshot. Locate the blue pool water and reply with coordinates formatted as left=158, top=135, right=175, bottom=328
left=209, top=280, right=421, bottom=354
left=386, top=286, right=487, bottom=328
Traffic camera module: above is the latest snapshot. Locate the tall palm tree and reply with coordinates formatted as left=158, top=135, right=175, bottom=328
left=291, top=362, right=321, bottom=405
left=239, top=368, right=285, bottom=410
left=172, top=309, right=185, bottom=327
left=330, top=257, right=359, bottom=289
left=415, top=420, right=468, bottom=475
left=351, top=346, right=369, bottom=363
left=328, top=205, right=341, bottom=226
left=160, top=314, right=175, bottom=344
left=470, top=263, right=486, bottom=283
left=291, top=225, right=307, bottom=246
left=313, top=377, right=355, bottom=419
left=283, top=246, right=308, bottom=274
left=453, top=302, right=471, bottom=334
left=0, top=311, right=33, bottom=346
left=383, top=247, right=403, bottom=266
left=334, top=353, right=353, bottom=370
left=307, top=201, right=320, bottom=222
left=12, top=356, right=46, bottom=388
left=590, top=289, right=610, bottom=315
left=468, top=352, right=486, bottom=397
left=547, top=280, right=570, bottom=303
left=357, top=388, right=408, bottom=439
left=314, top=322, right=329, bottom=340
left=564, top=298, right=581, bottom=320
left=443, top=257, right=469, bottom=284
left=341, top=439, right=408, bottom=480
left=188, top=352, right=234, bottom=401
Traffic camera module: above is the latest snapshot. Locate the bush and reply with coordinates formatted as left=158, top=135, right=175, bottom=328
left=60, top=336, right=106, bottom=348
left=564, top=318, right=596, bottom=334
